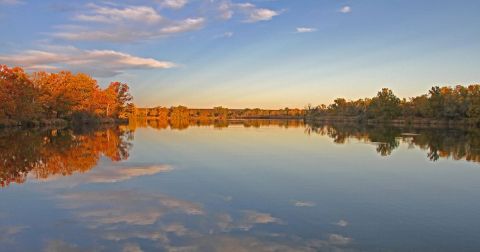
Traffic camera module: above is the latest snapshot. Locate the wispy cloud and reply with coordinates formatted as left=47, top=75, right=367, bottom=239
left=159, top=17, right=205, bottom=34
left=296, top=27, right=316, bottom=33
left=237, top=2, right=281, bottom=23
left=157, top=0, right=188, bottom=9
left=217, top=1, right=282, bottom=23
left=245, top=8, right=280, bottom=22
left=0, top=46, right=177, bottom=77
left=54, top=3, right=204, bottom=42
left=339, top=5, right=352, bottom=14
left=75, top=3, right=163, bottom=24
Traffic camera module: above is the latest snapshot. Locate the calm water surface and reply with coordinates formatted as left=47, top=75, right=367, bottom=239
left=1, top=120, right=480, bottom=251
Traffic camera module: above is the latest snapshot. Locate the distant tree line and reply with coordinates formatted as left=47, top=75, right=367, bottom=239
left=306, top=85, right=480, bottom=124
left=0, top=65, right=133, bottom=127
left=131, top=105, right=305, bottom=119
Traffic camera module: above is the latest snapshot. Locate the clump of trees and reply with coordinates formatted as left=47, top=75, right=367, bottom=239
left=306, top=85, right=480, bottom=123
left=0, top=65, right=133, bottom=126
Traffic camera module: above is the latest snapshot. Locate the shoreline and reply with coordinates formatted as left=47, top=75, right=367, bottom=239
left=305, top=116, right=480, bottom=129
left=0, top=118, right=129, bottom=129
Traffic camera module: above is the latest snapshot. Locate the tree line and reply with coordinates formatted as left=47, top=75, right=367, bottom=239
left=306, top=85, right=480, bottom=124
left=132, top=105, right=305, bottom=119
left=0, top=65, right=133, bottom=127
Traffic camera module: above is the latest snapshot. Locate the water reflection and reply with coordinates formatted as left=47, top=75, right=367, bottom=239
left=1, top=119, right=480, bottom=251
left=132, top=118, right=480, bottom=163
left=0, top=126, right=133, bottom=187
left=306, top=122, right=480, bottom=163
left=129, top=118, right=306, bottom=130
left=51, top=189, right=352, bottom=251
left=2, top=120, right=480, bottom=188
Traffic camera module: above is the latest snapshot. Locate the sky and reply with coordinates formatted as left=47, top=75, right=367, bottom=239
left=0, top=0, right=479, bottom=108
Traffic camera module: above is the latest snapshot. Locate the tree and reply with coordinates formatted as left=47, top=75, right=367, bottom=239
left=213, top=106, right=229, bottom=119
left=367, top=88, right=401, bottom=119
left=103, top=82, right=133, bottom=118
left=0, top=65, right=39, bottom=120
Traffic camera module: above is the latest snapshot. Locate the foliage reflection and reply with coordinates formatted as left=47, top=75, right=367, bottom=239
left=0, top=126, right=132, bottom=187
left=306, top=122, right=480, bottom=163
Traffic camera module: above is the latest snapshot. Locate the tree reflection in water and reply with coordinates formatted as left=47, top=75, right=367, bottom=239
left=0, top=126, right=133, bottom=187
left=131, top=118, right=480, bottom=163
left=306, top=122, right=480, bottom=163
left=2, top=119, right=479, bottom=187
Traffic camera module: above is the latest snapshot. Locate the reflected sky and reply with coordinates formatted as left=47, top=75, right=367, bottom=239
left=1, top=121, right=480, bottom=251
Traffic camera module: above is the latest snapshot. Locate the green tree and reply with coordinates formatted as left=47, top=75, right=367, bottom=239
left=367, top=88, right=401, bottom=119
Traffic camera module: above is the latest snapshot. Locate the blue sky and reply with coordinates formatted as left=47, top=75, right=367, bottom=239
left=0, top=0, right=479, bottom=108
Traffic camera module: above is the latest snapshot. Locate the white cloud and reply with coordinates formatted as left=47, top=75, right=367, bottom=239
left=236, top=3, right=255, bottom=9
left=235, top=2, right=281, bottom=23
left=339, top=5, right=352, bottom=14
left=0, top=46, right=177, bottom=77
left=296, top=27, right=316, bottom=33
left=47, top=1, right=282, bottom=43
left=245, top=8, right=280, bottom=22
left=217, top=1, right=281, bottom=23
left=160, top=18, right=205, bottom=34
left=75, top=4, right=162, bottom=24
left=158, top=0, right=188, bottom=9
left=54, top=3, right=204, bottom=42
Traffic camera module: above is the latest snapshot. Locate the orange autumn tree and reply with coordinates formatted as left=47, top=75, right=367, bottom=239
left=102, top=81, right=133, bottom=118
left=0, top=65, right=40, bottom=120
left=0, top=65, right=133, bottom=123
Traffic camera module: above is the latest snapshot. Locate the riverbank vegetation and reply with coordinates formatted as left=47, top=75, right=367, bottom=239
left=132, top=105, right=305, bottom=120
left=306, top=85, right=480, bottom=127
left=0, top=65, right=133, bottom=128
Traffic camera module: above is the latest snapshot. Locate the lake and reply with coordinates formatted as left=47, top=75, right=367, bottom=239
left=1, top=119, right=480, bottom=251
